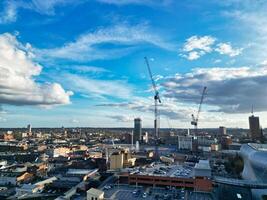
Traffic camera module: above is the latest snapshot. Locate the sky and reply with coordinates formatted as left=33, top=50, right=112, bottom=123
left=0, top=0, right=267, bottom=128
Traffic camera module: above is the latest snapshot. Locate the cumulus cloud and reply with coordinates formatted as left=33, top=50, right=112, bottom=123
left=186, top=51, right=203, bottom=60
left=183, top=35, right=216, bottom=52
left=38, top=24, right=174, bottom=61
left=161, top=65, right=267, bottom=113
left=215, top=43, right=242, bottom=57
left=0, top=33, right=72, bottom=106
left=181, top=35, right=242, bottom=60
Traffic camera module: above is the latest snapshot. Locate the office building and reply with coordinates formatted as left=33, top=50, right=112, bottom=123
left=219, top=126, right=226, bottom=136
left=178, top=135, right=193, bottom=150
left=133, top=118, right=142, bottom=143
left=249, top=114, right=262, bottom=141
left=27, top=124, right=31, bottom=134
left=110, top=150, right=136, bottom=170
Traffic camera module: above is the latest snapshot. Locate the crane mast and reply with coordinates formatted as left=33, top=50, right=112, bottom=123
left=191, top=86, right=207, bottom=136
left=144, top=57, right=161, bottom=160
left=144, top=57, right=161, bottom=139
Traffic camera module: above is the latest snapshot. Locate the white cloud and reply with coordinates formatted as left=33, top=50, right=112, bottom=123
left=0, top=1, right=17, bottom=23
left=215, top=42, right=242, bottom=57
left=38, top=24, right=174, bottom=61
left=181, top=35, right=242, bottom=60
left=0, top=33, right=73, bottom=106
left=0, top=0, right=78, bottom=24
left=61, top=73, right=132, bottom=100
left=67, top=65, right=109, bottom=74
left=183, top=35, right=216, bottom=52
left=186, top=51, right=202, bottom=60
left=220, top=1, right=267, bottom=62
left=182, top=35, right=215, bottom=60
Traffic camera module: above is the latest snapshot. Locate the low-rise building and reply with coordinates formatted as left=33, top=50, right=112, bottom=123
left=87, top=188, right=104, bottom=200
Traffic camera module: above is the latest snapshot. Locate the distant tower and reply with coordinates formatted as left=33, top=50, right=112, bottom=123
left=219, top=126, right=227, bottom=136
left=249, top=109, right=262, bottom=141
left=133, top=118, right=142, bottom=143
left=27, top=124, right=31, bottom=134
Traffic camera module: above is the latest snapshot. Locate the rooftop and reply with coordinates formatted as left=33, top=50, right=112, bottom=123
left=129, top=163, right=193, bottom=178
left=87, top=188, right=104, bottom=196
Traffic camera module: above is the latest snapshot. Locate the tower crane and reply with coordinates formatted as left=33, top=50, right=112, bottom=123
left=191, top=86, right=207, bottom=136
left=144, top=57, right=161, bottom=159
left=144, top=57, right=161, bottom=139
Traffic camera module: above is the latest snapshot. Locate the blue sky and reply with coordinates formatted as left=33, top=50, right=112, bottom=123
left=0, top=0, right=267, bottom=128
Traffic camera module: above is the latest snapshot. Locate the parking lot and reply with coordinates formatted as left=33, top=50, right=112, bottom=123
left=103, top=184, right=187, bottom=200
left=189, top=192, right=214, bottom=200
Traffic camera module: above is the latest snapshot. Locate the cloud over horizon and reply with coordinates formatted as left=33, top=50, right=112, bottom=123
left=161, top=65, right=267, bottom=113
left=0, top=33, right=73, bottom=106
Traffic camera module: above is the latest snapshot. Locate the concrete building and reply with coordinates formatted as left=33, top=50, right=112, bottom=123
left=193, top=160, right=211, bottom=178
left=53, top=147, right=71, bottom=157
left=110, top=149, right=136, bottom=170
left=219, top=126, right=227, bottom=136
left=87, top=188, right=104, bottom=200
left=3, top=131, right=14, bottom=141
left=124, top=133, right=133, bottom=144
left=110, top=152, right=123, bottom=170
left=133, top=118, right=142, bottom=143
left=249, top=114, right=262, bottom=141
left=178, top=135, right=193, bottom=150
left=126, top=163, right=212, bottom=192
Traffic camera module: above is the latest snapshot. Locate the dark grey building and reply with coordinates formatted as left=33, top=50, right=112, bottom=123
left=249, top=115, right=262, bottom=141
left=133, top=118, right=142, bottom=143
left=219, top=126, right=226, bottom=136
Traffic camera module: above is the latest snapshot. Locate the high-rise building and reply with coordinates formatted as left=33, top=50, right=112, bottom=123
left=249, top=114, right=262, bottom=141
left=133, top=118, right=142, bottom=143
left=27, top=124, right=31, bottom=134
left=219, top=126, right=227, bottom=135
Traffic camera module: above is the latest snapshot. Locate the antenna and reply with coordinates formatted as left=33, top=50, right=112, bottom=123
left=251, top=105, right=254, bottom=116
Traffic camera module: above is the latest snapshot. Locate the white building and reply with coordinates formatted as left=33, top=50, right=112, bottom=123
left=87, top=188, right=104, bottom=200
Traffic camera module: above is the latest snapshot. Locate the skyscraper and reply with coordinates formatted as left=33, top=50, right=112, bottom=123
left=133, top=118, right=142, bottom=143
left=27, top=124, right=31, bottom=134
left=219, top=126, right=227, bottom=136
left=249, top=114, right=262, bottom=141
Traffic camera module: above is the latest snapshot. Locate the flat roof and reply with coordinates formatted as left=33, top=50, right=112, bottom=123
left=129, top=164, right=193, bottom=178
left=66, top=168, right=98, bottom=175
left=194, top=160, right=210, bottom=170
left=87, top=188, right=104, bottom=196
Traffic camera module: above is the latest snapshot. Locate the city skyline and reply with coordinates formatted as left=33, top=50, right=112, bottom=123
left=0, top=0, right=267, bottom=128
